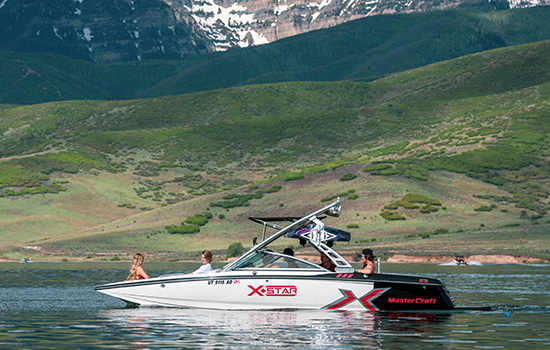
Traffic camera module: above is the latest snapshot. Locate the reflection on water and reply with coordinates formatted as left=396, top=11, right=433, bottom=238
left=96, top=308, right=451, bottom=349
left=3, top=307, right=547, bottom=349
left=0, top=262, right=549, bottom=349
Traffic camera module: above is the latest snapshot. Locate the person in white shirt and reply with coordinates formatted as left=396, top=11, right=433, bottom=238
left=189, top=250, right=213, bottom=275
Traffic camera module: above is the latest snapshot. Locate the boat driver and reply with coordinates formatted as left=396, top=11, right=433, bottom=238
left=319, top=253, right=336, bottom=272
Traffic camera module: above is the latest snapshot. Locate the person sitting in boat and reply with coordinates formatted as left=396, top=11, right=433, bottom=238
left=455, top=256, right=467, bottom=265
left=319, top=253, right=337, bottom=272
left=356, top=248, right=375, bottom=274
left=260, top=249, right=281, bottom=268
left=126, top=253, right=150, bottom=281
left=283, top=247, right=298, bottom=268
left=189, top=250, right=213, bottom=275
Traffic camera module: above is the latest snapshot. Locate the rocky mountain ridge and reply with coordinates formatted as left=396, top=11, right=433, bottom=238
left=0, top=0, right=213, bottom=63
left=1, top=0, right=548, bottom=63
left=176, top=0, right=515, bottom=50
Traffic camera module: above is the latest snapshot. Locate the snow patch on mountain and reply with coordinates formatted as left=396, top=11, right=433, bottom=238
left=174, top=0, right=387, bottom=50
left=508, top=0, right=550, bottom=7
left=184, top=0, right=269, bottom=50
left=276, top=4, right=294, bottom=15
left=83, top=28, right=93, bottom=41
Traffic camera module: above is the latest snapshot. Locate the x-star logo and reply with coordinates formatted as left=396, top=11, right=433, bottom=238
left=323, top=288, right=390, bottom=311
left=247, top=285, right=297, bottom=297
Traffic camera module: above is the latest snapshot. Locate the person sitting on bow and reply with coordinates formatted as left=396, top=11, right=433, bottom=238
left=126, top=253, right=150, bottom=281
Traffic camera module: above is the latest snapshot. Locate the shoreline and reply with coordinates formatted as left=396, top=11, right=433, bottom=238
left=3, top=254, right=548, bottom=264
left=297, top=254, right=549, bottom=265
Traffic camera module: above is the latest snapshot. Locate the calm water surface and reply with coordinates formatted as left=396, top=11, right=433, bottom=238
left=0, top=262, right=548, bottom=349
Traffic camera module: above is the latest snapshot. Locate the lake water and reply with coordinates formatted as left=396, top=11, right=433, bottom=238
left=0, top=262, right=548, bottom=349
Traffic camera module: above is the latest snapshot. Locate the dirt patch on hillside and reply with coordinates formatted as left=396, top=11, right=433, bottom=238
left=386, top=254, right=548, bottom=264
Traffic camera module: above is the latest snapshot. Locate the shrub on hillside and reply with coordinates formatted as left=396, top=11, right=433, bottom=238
left=117, top=203, right=136, bottom=209
left=380, top=211, right=406, bottom=220
left=253, top=192, right=264, bottom=199
left=210, top=194, right=254, bottom=208
left=4, top=189, right=22, bottom=196
left=50, top=183, right=67, bottom=192
left=432, top=228, right=449, bottom=235
left=227, top=242, right=244, bottom=258
left=407, top=171, right=428, bottom=181
left=340, top=173, right=357, bottom=181
left=261, top=185, right=282, bottom=193
left=184, top=214, right=209, bottom=226
left=474, top=205, right=493, bottom=212
left=420, top=204, right=439, bottom=213
left=380, top=169, right=401, bottom=176
left=166, top=224, right=200, bottom=234
left=402, top=193, right=441, bottom=206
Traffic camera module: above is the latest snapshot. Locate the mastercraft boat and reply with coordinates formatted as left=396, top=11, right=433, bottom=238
left=96, top=199, right=462, bottom=311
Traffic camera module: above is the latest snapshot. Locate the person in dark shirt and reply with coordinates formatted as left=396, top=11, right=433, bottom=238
left=319, top=252, right=336, bottom=272
left=283, top=247, right=298, bottom=268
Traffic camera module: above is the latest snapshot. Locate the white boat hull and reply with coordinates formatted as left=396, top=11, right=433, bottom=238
left=96, top=269, right=454, bottom=311
left=97, top=271, right=379, bottom=310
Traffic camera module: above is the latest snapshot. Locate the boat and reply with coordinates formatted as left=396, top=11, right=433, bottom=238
left=95, top=199, right=473, bottom=311
left=439, top=256, right=483, bottom=266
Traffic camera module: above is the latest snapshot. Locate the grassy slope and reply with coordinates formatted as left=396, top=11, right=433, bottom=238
left=7, top=166, right=546, bottom=261
left=3, top=7, right=550, bottom=105
left=1, top=41, right=550, bottom=261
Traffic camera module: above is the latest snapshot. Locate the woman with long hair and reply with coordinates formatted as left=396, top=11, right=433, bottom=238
left=126, top=253, right=150, bottom=281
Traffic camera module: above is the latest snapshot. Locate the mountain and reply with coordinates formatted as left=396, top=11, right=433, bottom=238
left=176, top=0, right=512, bottom=50
left=3, top=6, right=550, bottom=105
left=1, top=40, right=550, bottom=260
left=142, top=6, right=550, bottom=96
left=0, top=0, right=548, bottom=63
left=0, top=0, right=214, bottom=63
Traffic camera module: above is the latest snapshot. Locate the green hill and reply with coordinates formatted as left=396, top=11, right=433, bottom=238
left=1, top=40, right=550, bottom=262
left=3, top=7, right=550, bottom=105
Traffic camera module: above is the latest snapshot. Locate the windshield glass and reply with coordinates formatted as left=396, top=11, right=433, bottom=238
left=232, top=250, right=321, bottom=270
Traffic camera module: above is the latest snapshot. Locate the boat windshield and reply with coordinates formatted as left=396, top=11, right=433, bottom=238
left=231, top=250, right=322, bottom=270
